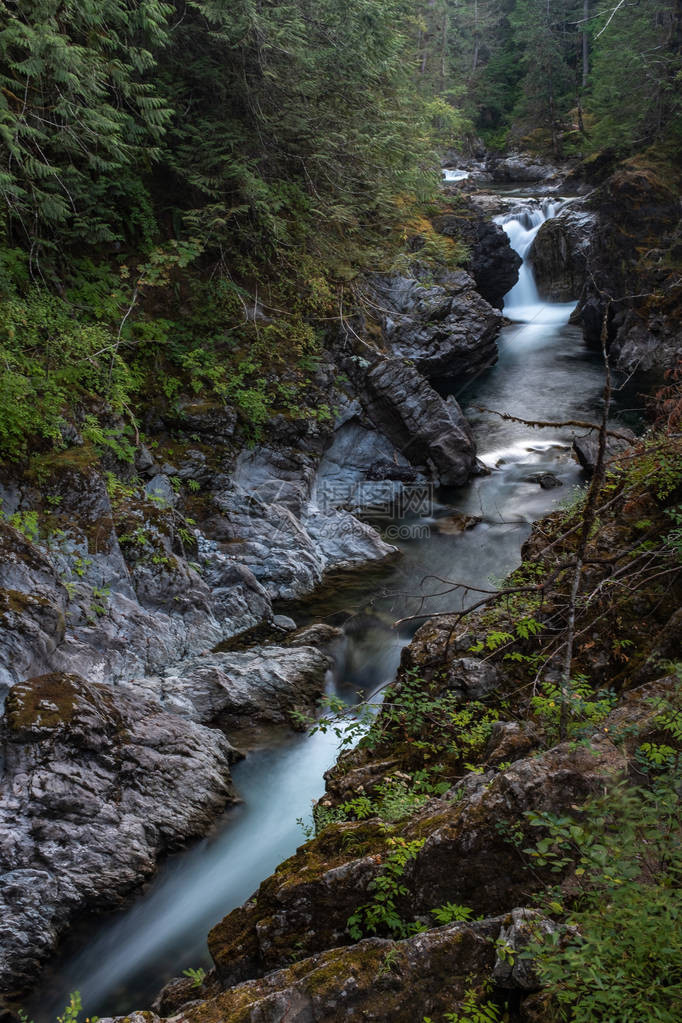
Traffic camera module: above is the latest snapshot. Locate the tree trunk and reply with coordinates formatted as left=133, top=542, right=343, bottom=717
left=582, top=0, right=589, bottom=88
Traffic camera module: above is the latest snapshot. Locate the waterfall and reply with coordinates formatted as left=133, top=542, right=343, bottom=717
left=495, top=200, right=573, bottom=325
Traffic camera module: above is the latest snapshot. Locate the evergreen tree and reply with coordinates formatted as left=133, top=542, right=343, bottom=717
left=0, top=0, right=173, bottom=247
left=588, top=0, right=682, bottom=150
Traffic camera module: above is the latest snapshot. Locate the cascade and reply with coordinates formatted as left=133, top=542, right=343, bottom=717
left=495, top=200, right=573, bottom=324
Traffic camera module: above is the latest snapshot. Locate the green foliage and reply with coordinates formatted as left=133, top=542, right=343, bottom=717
left=347, top=836, right=426, bottom=940
left=0, top=0, right=172, bottom=245
left=431, top=901, right=475, bottom=925
left=18, top=990, right=98, bottom=1023
left=530, top=675, right=616, bottom=745
left=0, top=286, right=137, bottom=460
left=182, top=966, right=206, bottom=988
left=588, top=0, right=682, bottom=153
left=299, top=769, right=449, bottom=840
left=56, top=991, right=84, bottom=1023
left=527, top=770, right=682, bottom=1022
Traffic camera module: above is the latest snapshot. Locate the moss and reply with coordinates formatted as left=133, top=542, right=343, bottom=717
left=6, top=673, right=80, bottom=734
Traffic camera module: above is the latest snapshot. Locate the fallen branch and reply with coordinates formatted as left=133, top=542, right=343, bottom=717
left=474, top=407, right=633, bottom=442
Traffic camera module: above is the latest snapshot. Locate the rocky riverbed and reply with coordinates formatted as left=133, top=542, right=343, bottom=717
left=2, top=150, right=680, bottom=1020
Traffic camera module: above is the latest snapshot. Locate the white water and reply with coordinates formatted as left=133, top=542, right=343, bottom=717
left=29, top=196, right=636, bottom=1020
left=495, top=200, right=575, bottom=324
left=442, top=167, right=470, bottom=182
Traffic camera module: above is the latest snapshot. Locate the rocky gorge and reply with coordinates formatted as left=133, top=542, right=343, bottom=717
left=2, top=151, right=681, bottom=1023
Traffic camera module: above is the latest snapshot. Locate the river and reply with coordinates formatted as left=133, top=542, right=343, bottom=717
left=28, top=194, right=639, bottom=1020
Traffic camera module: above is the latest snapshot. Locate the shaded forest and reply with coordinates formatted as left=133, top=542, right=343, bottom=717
left=0, top=0, right=680, bottom=460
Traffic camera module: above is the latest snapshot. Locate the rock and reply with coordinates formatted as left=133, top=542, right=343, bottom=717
left=369, top=270, right=502, bottom=379
left=273, top=614, right=297, bottom=632
left=493, top=908, right=558, bottom=990
left=151, top=973, right=212, bottom=1015
left=362, top=358, right=477, bottom=486
left=164, top=399, right=237, bottom=444
left=101, top=916, right=513, bottom=1023
left=288, top=624, right=345, bottom=649
left=433, top=207, right=522, bottom=308
left=485, top=721, right=543, bottom=767
left=432, top=513, right=481, bottom=534
left=524, top=472, right=563, bottom=489
left=58, top=421, right=84, bottom=448
left=529, top=204, right=596, bottom=302
left=0, top=673, right=237, bottom=997
left=130, top=645, right=331, bottom=730
left=365, top=459, right=420, bottom=483
left=207, top=734, right=625, bottom=987
left=176, top=449, right=213, bottom=487
left=195, top=540, right=273, bottom=635
left=489, top=153, right=564, bottom=183
left=441, top=657, right=499, bottom=701
left=213, top=482, right=396, bottom=602
left=134, top=444, right=155, bottom=474
left=572, top=162, right=682, bottom=372
left=572, top=429, right=635, bottom=475
left=314, top=416, right=425, bottom=519
left=144, top=473, right=177, bottom=508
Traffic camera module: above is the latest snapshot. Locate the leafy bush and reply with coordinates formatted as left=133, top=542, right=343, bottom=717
left=528, top=772, right=682, bottom=1023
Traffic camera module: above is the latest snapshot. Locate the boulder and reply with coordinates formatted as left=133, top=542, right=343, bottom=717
left=369, top=270, right=502, bottom=378
left=433, top=210, right=522, bottom=308
left=573, top=162, right=682, bottom=372
left=207, top=734, right=625, bottom=987
left=529, top=204, right=596, bottom=302
left=492, top=909, right=558, bottom=990
left=125, top=645, right=331, bottom=731
left=489, top=154, right=564, bottom=183
left=572, top=429, right=635, bottom=475
left=213, top=482, right=396, bottom=602
left=0, top=673, right=237, bottom=998
left=362, top=359, right=477, bottom=486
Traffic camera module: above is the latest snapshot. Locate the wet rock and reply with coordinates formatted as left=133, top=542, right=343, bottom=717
left=573, top=162, right=682, bottom=372
left=529, top=204, right=596, bottom=302
left=572, top=429, right=635, bottom=475
left=369, top=270, right=502, bottom=379
left=432, top=512, right=482, bottom=534
left=524, top=472, right=563, bottom=489
left=0, top=673, right=237, bottom=996
left=288, top=624, right=345, bottom=649
left=129, top=645, right=331, bottom=729
left=363, top=358, right=477, bottom=486
left=433, top=208, right=522, bottom=308
left=273, top=614, right=297, bottom=632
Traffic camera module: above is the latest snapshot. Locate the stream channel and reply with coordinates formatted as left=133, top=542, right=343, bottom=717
left=30, top=195, right=640, bottom=1020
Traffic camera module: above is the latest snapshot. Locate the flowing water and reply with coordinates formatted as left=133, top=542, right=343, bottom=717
left=29, top=197, right=639, bottom=1020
